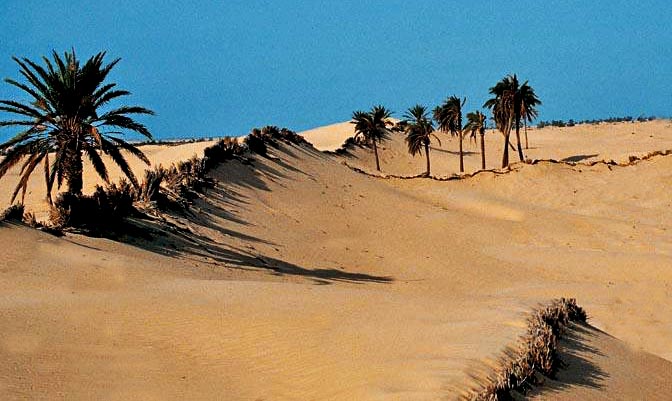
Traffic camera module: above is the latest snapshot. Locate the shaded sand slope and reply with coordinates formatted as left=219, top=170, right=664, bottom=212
left=527, top=324, right=672, bottom=400
left=1, top=130, right=672, bottom=399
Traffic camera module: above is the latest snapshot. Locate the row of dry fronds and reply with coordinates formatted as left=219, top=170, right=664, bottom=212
left=465, top=298, right=587, bottom=401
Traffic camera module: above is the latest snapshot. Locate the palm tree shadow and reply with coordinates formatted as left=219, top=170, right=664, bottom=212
left=561, top=154, right=599, bottom=163
left=121, top=216, right=392, bottom=284
left=429, top=146, right=478, bottom=156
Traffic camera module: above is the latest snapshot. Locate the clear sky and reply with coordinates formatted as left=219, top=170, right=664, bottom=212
left=1, top=1, right=671, bottom=140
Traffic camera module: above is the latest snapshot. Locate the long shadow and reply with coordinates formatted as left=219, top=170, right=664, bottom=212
left=118, top=143, right=393, bottom=285
left=123, top=216, right=392, bottom=284
left=561, top=154, right=599, bottom=163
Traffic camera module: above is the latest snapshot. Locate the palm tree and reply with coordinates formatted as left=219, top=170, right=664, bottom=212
left=464, top=111, right=487, bottom=170
left=402, top=104, right=439, bottom=176
left=519, top=83, right=541, bottom=149
left=350, top=105, right=393, bottom=172
left=0, top=50, right=154, bottom=204
left=484, top=74, right=541, bottom=161
left=434, top=96, right=466, bottom=173
left=484, top=76, right=516, bottom=168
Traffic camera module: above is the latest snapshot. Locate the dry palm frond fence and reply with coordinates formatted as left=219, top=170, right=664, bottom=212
left=342, top=149, right=672, bottom=181
left=137, top=127, right=309, bottom=209
left=527, top=148, right=672, bottom=168
left=463, top=298, right=588, bottom=400
left=341, top=161, right=520, bottom=181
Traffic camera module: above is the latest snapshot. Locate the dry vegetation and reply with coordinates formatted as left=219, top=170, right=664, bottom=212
left=465, top=299, right=587, bottom=400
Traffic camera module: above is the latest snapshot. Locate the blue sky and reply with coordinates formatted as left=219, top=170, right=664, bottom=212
left=1, top=1, right=671, bottom=140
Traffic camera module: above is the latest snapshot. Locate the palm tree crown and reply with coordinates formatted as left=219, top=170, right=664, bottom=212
left=464, top=111, right=486, bottom=142
left=434, top=95, right=466, bottom=172
left=519, top=82, right=541, bottom=124
left=0, top=50, right=154, bottom=203
left=403, top=105, right=435, bottom=156
left=519, top=81, right=541, bottom=149
left=351, top=105, right=393, bottom=144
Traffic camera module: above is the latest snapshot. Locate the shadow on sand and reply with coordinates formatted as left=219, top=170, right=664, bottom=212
left=119, top=143, right=393, bottom=285
left=561, top=154, right=599, bottom=163
left=429, top=146, right=478, bottom=156
left=523, top=323, right=609, bottom=398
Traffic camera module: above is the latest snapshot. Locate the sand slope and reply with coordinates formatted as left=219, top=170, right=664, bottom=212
left=1, top=121, right=672, bottom=399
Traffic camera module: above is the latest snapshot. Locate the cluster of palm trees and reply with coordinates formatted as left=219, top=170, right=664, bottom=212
left=351, top=74, right=541, bottom=175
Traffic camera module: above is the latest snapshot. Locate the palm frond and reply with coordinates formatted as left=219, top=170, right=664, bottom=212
left=107, top=136, right=150, bottom=165
left=84, top=144, right=109, bottom=183
left=12, top=151, right=47, bottom=204
left=101, top=138, right=139, bottom=188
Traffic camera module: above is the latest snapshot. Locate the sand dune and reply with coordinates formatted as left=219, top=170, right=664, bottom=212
left=1, top=121, right=672, bottom=399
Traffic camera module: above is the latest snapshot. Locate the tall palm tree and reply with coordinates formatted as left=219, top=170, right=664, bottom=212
left=350, top=105, right=393, bottom=172
left=464, top=110, right=487, bottom=170
left=402, top=104, right=439, bottom=176
left=0, top=50, right=154, bottom=204
left=434, top=96, right=466, bottom=173
left=484, top=76, right=516, bottom=168
left=519, top=83, right=541, bottom=149
left=484, top=74, right=541, bottom=161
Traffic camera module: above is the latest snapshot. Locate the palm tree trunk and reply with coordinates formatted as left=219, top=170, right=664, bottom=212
left=524, top=120, right=529, bottom=149
left=424, top=142, right=430, bottom=176
left=373, top=139, right=381, bottom=172
left=480, top=131, right=486, bottom=170
left=502, top=132, right=510, bottom=168
left=515, top=118, right=524, bottom=161
left=44, top=153, right=53, bottom=205
left=459, top=132, right=464, bottom=173
left=65, top=144, right=84, bottom=195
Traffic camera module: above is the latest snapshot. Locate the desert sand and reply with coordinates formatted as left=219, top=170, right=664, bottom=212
left=1, top=120, right=672, bottom=400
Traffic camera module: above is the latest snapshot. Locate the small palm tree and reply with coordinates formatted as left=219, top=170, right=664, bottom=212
left=464, top=111, right=487, bottom=170
left=434, top=96, right=466, bottom=173
left=350, top=105, right=393, bottom=172
left=519, top=82, right=541, bottom=149
left=402, top=105, right=439, bottom=176
left=0, top=50, right=154, bottom=204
